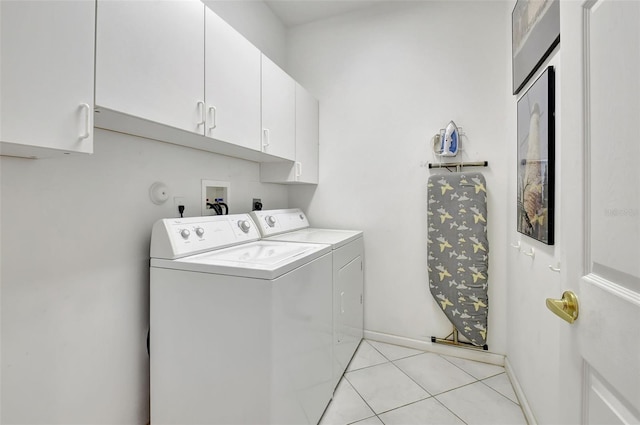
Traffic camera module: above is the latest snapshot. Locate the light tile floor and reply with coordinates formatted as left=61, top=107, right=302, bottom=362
left=319, top=340, right=527, bottom=425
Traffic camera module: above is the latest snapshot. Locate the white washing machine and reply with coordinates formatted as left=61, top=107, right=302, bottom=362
left=250, top=208, right=364, bottom=390
left=150, top=214, right=333, bottom=425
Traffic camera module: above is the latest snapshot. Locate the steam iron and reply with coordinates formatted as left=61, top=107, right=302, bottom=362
left=437, top=121, right=460, bottom=157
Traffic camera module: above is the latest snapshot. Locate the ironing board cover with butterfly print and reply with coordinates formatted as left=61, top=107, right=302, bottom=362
left=427, top=172, right=489, bottom=346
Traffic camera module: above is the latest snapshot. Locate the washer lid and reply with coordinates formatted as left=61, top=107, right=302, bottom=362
left=151, top=240, right=331, bottom=280
left=266, top=228, right=363, bottom=249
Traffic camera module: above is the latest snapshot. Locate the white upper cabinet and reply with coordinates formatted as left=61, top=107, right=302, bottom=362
left=95, top=0, right=205, bottom=135
left=261, top=55, right=296, bottom=161
left=261, top=83, right=319, bottom=184
left=204, top=9, right=261, bottom=151
left=294, top=84, right=320, bottom=184
left=0, top=0, right=95, bottom=158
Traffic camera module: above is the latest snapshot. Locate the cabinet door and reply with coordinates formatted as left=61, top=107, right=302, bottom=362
left=0, top=0, right=95, bottom=157
left=261, top=55, right=295, bottom=161
left=95, top=0, right=205, bottom=134
left=260, top=84, right=319, bottom=183
left=295, top=84, right=319, bottom=184
left=204, top=9, right=261, bottom=151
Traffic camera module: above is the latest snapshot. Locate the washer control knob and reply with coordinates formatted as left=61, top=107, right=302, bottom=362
left=238, top=220, right=251, bottom=233
left=180, top=229, right=190, bottom=239
left=195, top=227, right=205, bottom=237
left=266, top=216, right=276, bottom=227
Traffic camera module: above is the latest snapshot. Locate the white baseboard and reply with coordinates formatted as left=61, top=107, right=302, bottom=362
left=364, top=330, right=505, bottom=366
left=504, top=357, right=537, bottom=425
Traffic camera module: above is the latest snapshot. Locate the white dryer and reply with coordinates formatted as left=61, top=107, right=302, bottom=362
left=250, top=208, right=364, bottom=390
left=150, top=214, right=333, bottom=425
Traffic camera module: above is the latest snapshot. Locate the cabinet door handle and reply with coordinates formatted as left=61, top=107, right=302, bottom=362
left=79, top=103, right=91, bottom=140
left=208, top=106, right=217, bottom=131
left=262, top=128, right=270, bottom=150
left=295, top=161, right=302, bottom=179
left=196, top=101, right=205, bottom=126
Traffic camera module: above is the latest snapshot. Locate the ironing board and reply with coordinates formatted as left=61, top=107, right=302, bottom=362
left=427, top=172, right=489, bottom=347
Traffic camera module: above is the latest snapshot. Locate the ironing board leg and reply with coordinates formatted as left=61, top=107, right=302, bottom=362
left=431, top=326, right=488, bottom=351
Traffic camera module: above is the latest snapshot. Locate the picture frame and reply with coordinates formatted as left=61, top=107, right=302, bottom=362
left=512, top=0, right=560, bottom=95
left=517, top=66, right=555, bottom=245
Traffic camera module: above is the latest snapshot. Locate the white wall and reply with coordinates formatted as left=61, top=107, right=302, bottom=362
left=286, top=1, right=510, bottom=354
left=505, top=48, right=562, bottom=424
left=0, top=131, right=288, bottom=423
left=203, top=0, right=287, bottom=69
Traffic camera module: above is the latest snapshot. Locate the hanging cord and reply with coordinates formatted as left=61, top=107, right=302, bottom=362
left=206, top=200, right=228, bottom=215
left=207, top=202, right=222, bottom=215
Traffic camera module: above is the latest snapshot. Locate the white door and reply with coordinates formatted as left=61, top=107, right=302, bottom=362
left=557, top=1, right=640, bottom=423
left=95, top=0, right=205, bottom=134
left=204, top=8, right=261, bottom=151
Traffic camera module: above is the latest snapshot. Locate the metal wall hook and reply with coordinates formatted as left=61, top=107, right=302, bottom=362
left=523, top=247, right=535, bottom=258
left=510, top=241, right=521, bottom=251
left=548, top=262, right=561, bottom=273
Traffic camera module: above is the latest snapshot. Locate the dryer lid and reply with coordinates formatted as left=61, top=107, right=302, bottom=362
left=267, top=228, right=363, bottom=249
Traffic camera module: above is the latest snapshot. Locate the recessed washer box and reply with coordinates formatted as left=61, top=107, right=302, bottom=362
left=201, top=180, right=229, bottom=216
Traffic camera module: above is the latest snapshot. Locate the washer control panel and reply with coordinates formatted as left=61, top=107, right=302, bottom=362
left=151, top=214, right=260, bottom=259
left=250, top=208, right=310, bottom=237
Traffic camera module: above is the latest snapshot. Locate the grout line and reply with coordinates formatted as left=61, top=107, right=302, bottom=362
left=365, top=339, right=390, bottom=360
left=343, top=363, right=436, bottom=425
left=342, top=338, right=390, bottom=376
left=433, top=353, right=478, bottom=381
left=344, top=340, right=389, bottom=374
left=431, top=382, right=488, bottom=425
left=345, top=414, right=377, bottom=425
left=388, top=358, right=434, bottom=398
left=367, top=391, right=470, bottom=425
left=366, top=339, right=426, bottom=363
left=346, top=360, right=390, bottom=374
left=479, top=374, right=521, bottom=407
left=342, top=374, right=381, bottom=423
left=373, top=395, right=433, bottom=416
left=347, top=339, right=426, bottom=374
left=438, top=352, right=503, bottom=380
left=430, top=378, right=482, bottom=398
left=432, top=396, right=470, bottom=425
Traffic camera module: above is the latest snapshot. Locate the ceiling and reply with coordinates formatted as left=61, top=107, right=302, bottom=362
left=264, top=0, right=387, bottom=27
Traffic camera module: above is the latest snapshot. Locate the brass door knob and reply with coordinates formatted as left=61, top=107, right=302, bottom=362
left=546, top=291, right=579, bottom=324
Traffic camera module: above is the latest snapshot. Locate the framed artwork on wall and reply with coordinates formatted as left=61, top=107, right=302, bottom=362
left=512, top=0, right=560, bottom=95
left=517, top=66, right=555, bottom=245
